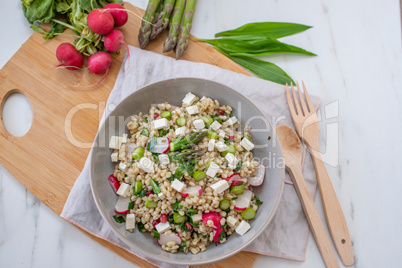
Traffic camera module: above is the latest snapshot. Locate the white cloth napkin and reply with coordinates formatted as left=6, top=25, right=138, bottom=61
left=61, top=46, right=321, bottom=267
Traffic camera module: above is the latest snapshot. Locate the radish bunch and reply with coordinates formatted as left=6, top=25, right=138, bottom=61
left=55, top=3, right=130, bottom=85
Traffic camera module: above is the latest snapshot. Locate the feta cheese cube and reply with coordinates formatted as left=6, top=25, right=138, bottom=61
left=200, top=96, right=207, bottom=102
left=225, top=153, right=238, bottom=166
left=158, top=154, right=170, bottom=165
left=139, top=157, right=154, bottom=173
left=116, top=182, right=130, bottom=197
left=186, top=105, right=199, bottom=115
left=109, top=136, right=121, bottom=149
left=155, top=222, right=171, bottom=233
left=111, top=152, right=118, bottom=162
left=119, top=162, right=127, bottom=171
left=154, top=118, right=168, bottom=130
left=240, top=138, right=255, bottom=151
left=215, top=141, right=229, bottom=152
left=120, top=134, right=128, bottom=143
left=193, top=119, right=205, bottom=130
left=206, top=162, right=219, bottom=177
left=182, top=92, right=197, bottom=106
left=175, top=126, right=186, bottom=136
left=227, top=216, right=238, bottom=227
left=208, top=139, right=215, bottom=151
left=191, top=214, right=202, bottom=222
left=210, top=121, right=222, bottom=131
left=158, top=192, right=165, bottom=199
left=235, top=220, right=251, bottom=236
left=227, top=116, right=238, bottom=126
left=218, top=131, right=226, bottom=139
left=126, top=214, right=136, bottom=230
left=171, top=179, right=185, bottom=192
left=210, top=180, right=229, bottom=194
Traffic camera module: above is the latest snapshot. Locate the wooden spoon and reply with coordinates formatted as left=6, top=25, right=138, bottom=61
left=276, top=125, right=339, bottom=268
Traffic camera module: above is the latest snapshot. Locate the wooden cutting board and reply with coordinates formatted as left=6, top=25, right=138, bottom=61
left=0, top=3, right=259, bottom=267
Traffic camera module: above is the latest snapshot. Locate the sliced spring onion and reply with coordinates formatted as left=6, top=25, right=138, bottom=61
left=140, top=128, right=149, bottom=136
left=173, top=212, right=186, bottom=223
left=206, top=130, right=219, bottom=139
left=200, top=116, right=213, bottom=127
left=176, top=116, right=187, bottom=126
left=132, top=147, right=145, bottom=160
left=145, top=199, right=158, bottom=208
left=193, top=170, right=206, bottom=181
left=219, top=199, right=231, bottom=210
left=241, top=208, right=256, bottom=219
left=134, top=181, right=143, bottom=194
left=161, top=111, right=172, bottom=120
left=221, top=145, right=236, bottom=157
left=230, top=185, right=245, bottom=195
left=150, top=178, right=161, bottom=194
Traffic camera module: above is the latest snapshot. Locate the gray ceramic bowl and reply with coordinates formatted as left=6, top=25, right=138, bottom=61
left=90, top=78, right=284, bottom=266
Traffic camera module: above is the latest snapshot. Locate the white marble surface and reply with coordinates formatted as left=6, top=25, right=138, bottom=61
left=0, top=0, right=401, bottom=267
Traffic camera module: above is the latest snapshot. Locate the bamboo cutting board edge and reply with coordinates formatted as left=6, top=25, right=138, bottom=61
left=0, top=3, right=257, bottom=268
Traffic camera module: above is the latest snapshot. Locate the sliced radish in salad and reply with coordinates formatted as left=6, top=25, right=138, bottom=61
left=108, top=174, right=120, bottom=194
left=180, top=186, right=202, bottom=197
left=213, top=226, right=224, bottom=243
left=223, top=173, right=241, bottom=185
left=126, top=143, right=137, bottom=156
left=226, top=132, right=235, bottom=140
left=147, top=137, right=170, bottom=153
left=231, top=178, right=248, bottom=186
left=202, top=212, right=222, bottom=229
left=234, top=190, right=253, bottom=211
left=157, top=232, right=182, bottom=246
left=114, top=196, right=130, bottom=214
left=248, top=164, right=266, bottom=186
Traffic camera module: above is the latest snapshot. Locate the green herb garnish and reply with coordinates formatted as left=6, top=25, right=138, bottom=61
left=137, top=222, right=145, bottom=232
left=232, top=197, right=238, bottom=200
left=152, top=230, right=160, bottom=239
left=113, top=215, right=125, bottom=223
left=254, top=194, right=263, bottom=205
left=178, top=240, right=188, bottom=252
left=235, top=161, right=243, bottom=173
left=142, top=117, right=148, bottom=123
left=224, top=136, right=230, bottom=145
left=128, top=202, right=134, bottom=210
left=173, top=199, right=183, bottom=212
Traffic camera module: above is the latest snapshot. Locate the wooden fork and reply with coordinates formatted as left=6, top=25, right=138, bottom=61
left=285, top=82, right=354, bottom=266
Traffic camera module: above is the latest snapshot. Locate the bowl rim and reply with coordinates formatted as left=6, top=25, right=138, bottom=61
left=90, top=77, right=285, bottom=266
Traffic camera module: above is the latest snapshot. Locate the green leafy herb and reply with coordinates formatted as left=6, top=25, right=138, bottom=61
left=167, top=174, right=175, bottom=181
left=215, top=22, right=312, bottom=39
left=140, top=128, right=150, bottom=136
left=254, top=194, right=263, bottom=205
left=211, top=115, right=223, bottom=124
left=152, top=153, right=159, bottom=162
left=229, top=111, right=233, bottom=117
left=137, top=222, right=145, bottom=232
left=232, top=197, right=238, bottom=200
left=128, top=202, right=134, bottom=210
left=134, top=189, right=147, bottom=198
left=173, top=199, right=183, bottom=212
left=142, top=117, right=148, bottom=123
left=178, top=240, right=188, bottom=252
left=152, top=230, right=160, bottom=239
left=235, top=161, right=243, bottom=173
left=187, top=216, right=199, bottom=229
left=224, top=137, right=230, bottom=145
left=186, top=208, right=198, bottom=216
left=147, top=136, right=157, bottom=151
left=113, top=215, right=125, bottom=223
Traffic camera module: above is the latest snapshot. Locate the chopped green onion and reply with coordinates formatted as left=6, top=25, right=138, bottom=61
left=161, top=111, right=172, bottom=120
left=219, top=199, right=231, bottom=210
left=134, top=181, right=143, bottom=194
left=193, top=170, right=206, bottom=181
left=113, top=215, right=125, bottom=223
left=145, top=199, right=158, bottom=208
left=132, top=147, right=145, bottom=160
left=140, top=128, right=149, bottom=136
left=206, top=130, right=219, bottom=139
left=230, top=185, right=245, bottom=195
left=241, top=208, right=256, bottom=219
left=222, top=145, right=236, bottom=157
left=187, top=208, right=198, bottom=216
left=176, top=116, right=187, bottom=126
left=173, top=212, right=186, bottom=223
left=200, top=116, right=213, bottom=127
left=150, top=178, right=161, bottom=194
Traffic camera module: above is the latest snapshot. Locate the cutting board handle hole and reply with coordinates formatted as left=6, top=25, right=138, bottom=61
left=1, top=90, right=33, bottom=137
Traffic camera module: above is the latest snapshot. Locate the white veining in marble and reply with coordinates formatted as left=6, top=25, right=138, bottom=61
left=0, top=0, right=401, bottom=267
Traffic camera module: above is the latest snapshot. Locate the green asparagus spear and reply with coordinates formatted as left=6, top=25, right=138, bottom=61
left=175, top=0, right=197, bottom=59
left=138, top=0, right=163, bottom=49
left=151, top=0, right=176, bottom=40
left=170, top=131, right=207, bottom=151
left=163, top=0, right=185, bottom=53
left=169, top=149, right=204, bottom=162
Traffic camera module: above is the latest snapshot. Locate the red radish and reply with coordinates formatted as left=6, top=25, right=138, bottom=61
left=104, top=3, right=128, bottom=27
left=114, top=196, right=130, bottom=214
left=202, top=212, right=222, bottom=229
left=231, top=178, right=247, bottom=186
left=160, top=214, right=168, bottom=223
left=87, top=9, right=114, bottom=35
left=223, top=173, right=241, bottom=185
left=234, top=190, right=253, bottom=211
left=153, top=113, right=160, bottom=119
left=226, top=129, right=235, bottom=140
left=213, top=226, right=224, bottom=243
left=180, top=186, right=202, bottom=198
left=248, top=164, right=266, bottom=186
left=157, top=233, right=182, bottom=246
left=152, top=219, right=160, bottom=226
left=104, top=29, right=130, bottom=54
left=56, top=43, right=83, bottom=70
left=108, top=174, right=120, bottom=194
left=147, top=137, right=170, bottom=153
left=146, top=190, right=154, bottom=197
left=87, top=51, right=112, bottom=85
left=186, top=222, right=193, bottom=232
left=217, top=110, right=225, bottom=115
